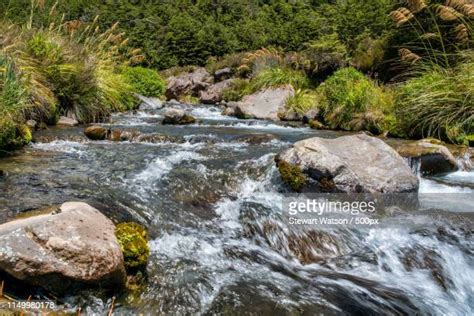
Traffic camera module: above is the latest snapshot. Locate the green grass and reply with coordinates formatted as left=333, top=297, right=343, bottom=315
left=121, top=66, right=166, bottom=97
left=251, top=67, right=310, bottom=92
left=396, top=53, right=474, bottom=144
left=285, top=89, right=319, bottom=115
left=317, top=67, right=395, bottom=134
left=221, top=79, right=252, bottom=102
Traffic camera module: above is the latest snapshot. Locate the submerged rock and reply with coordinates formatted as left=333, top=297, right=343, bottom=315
left=165, top=67, right=213, bottom=100
left=275, top=133, right=419, bottom=193
left=57, top=116, right=79, bottom=126
left=84, top=125, right=108, bottom=140
left=0, top=202, right=126, bottom=292
left=393, top=139, right=459, bottom=176
left=162, top=108, right=196, bottom=125
left=135, top=133, right=184, bottom=144
left=233, top=85, right=295, bottom=121
left=235, top=133, right=277, bottom=145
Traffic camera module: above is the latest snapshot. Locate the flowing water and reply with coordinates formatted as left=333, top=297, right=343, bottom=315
left=0, top=104, right=473, bottom=315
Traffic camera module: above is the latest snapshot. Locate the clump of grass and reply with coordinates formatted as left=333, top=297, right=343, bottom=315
left=285, top=89, right=320, bottom=115
left=318, top=67, right=395, bottom=134
left=221, top=79, right=252, bottom=102
left=251, top=67, right=310, bottom=91
left=396, top=52, right=474, bottom=144
left=121, top=66, right=166, bottom=97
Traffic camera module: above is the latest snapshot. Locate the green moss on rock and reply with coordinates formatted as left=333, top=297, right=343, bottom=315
left=276, top=160, right=307, bottom=192
left=115, top=222, right=150, bottom=270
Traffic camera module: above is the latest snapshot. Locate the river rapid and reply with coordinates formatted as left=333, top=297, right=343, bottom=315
left=0, top=103, right=473, bottom=315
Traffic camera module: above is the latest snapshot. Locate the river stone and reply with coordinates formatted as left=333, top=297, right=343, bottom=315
left=234, top=85, right=294, bottom=121
left=137, top=94, right=164, bottom=110
left=26, top=120, right=37, bottom=130
left=84, top=125, right=107, bottom=140
left=0, top=202, right=126, bottom=292
left=278, top=109, right=303, bottom=121
left=57, top=116, right=79, bottom=126
left=199, top=79, right=235, bottom=104
left=235, top=134, right=277, bottom=145
left=275, top=133, right=419, bottom=193
left=162, top=108, right=196, bottom=125
left=165, top=67, right=213, bottom=100
left=302, top=109, right=319, bottom=124
left=393, top=139, right=459, bottom=176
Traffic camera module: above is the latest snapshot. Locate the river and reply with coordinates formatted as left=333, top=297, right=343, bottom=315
left=0, top=103, right=473, bottom=315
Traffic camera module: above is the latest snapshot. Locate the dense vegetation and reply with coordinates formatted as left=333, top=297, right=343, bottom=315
left=0, top=0, right=472, bottom=149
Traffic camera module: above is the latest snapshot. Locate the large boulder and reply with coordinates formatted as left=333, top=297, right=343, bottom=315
left=275, top=133, right=419, bottom=193
left=0, top=202, right=126, bottom=292
left=199, top=79, right=235, bottom=104
left=165, top=68, right=213, bottom=100
left=162, top=108, right=196, bottom=125
left=392, top=139, right=459, bottom=176
left=234, top=85, right=294, bottom=121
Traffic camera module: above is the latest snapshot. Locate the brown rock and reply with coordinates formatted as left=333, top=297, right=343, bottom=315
left=84, top=126, right=107, bottom=140
left=0, top=202, right=126, bottom=292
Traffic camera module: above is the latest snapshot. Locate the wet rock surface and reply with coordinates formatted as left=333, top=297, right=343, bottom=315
left=162, top=108, right=196, bottom=125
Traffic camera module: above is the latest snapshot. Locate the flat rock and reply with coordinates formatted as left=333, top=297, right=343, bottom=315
left=234, top=85, right=294, bottom=121
left=57, top=116, right=78, bottom=127
left=392, top=139, right=459, bottom=176
left=0, top=202, right=126, bottom=292
left=276, top=133, right=419, bottom=193
left=162, top=108, right=196, bottom=125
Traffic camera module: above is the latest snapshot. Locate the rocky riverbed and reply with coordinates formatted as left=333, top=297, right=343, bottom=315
left=0, top=102, right=473, bottom=314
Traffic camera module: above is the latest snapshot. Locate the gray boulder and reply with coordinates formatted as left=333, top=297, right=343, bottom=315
left=275, top=133, right=419, bottom=193
left=214, top=67, right=233, bottom=82
left=199, top=79, right=235, bottom=104
left=162, top=108, right=196, bottom=125
left=278, top=109, right=303, bottom=121
left=0, top=202, right=126, bottom=292
left=392, top=139, right=459, bottom=176
left=234, top=85, right=294, bottom=121
left=165, top=68, right=213, bottom=100
left=302, top=109, right=319, bottom=124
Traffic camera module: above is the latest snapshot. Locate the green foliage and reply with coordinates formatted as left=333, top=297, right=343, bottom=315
left=276, top=160, right=307, bottom=192
left=121, top=66, right=166, bottom=97
left=318, top=67, right=395, bottom=134
left=396, top=54, right=474, bottom=143
left=221, top=79, right=252, bottom=102
left=301, top=33, right=348, bottom=79
left=285, top=89, right=319, bottom=115
left=351, top=33, right=388, bottom=72
left=251, top=67, right=309, bottom=91
left=115, top=222, right=150, bottom=270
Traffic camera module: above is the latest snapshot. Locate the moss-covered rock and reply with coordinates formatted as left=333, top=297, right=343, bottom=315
left=276, top=160, right=307, bottom=192
left=115, top=222, right=150, bottom=270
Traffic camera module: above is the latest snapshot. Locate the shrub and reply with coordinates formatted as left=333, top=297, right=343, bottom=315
left=251, top=67, right=310, bottom=92
left=115, top=222, right=150, bottom=270
left=121, top=66, right=166, bottom=97
left=301, top=33, right=348, bottom=80
left=285, top=89, right=320, bottom=115
left=396, top=54, right=474, bottom=143
left=318, top=67, right=395, bottom=134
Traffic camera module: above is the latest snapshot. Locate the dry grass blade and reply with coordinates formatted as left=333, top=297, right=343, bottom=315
left=399, top=48, right=422, bottom=63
